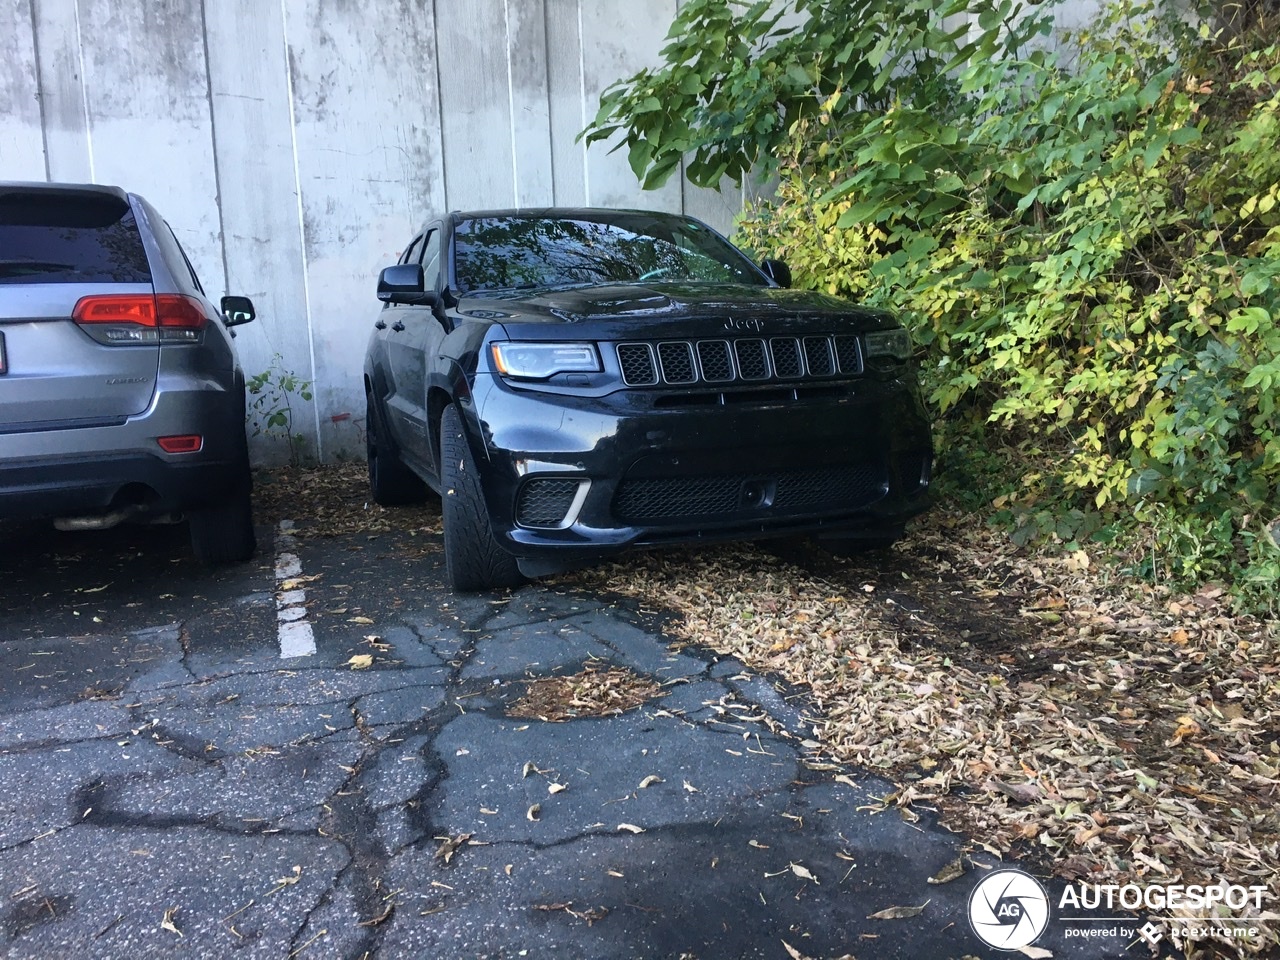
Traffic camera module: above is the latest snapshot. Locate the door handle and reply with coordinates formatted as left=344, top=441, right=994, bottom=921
left=391, top=321, right=405, bottom=332
left=375, top=319, right=387, bottom=330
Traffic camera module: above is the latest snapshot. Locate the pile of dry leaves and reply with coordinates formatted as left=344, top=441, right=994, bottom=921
left=254, top=463, right=442, bottom=538
left=508, top=664, right=664, bottom=722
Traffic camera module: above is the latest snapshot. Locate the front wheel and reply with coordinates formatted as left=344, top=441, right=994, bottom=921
left=439, top=404, right=524, bottom=592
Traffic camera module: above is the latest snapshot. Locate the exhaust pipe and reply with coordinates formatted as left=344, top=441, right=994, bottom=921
left=54, top=505, right=147, bottom=531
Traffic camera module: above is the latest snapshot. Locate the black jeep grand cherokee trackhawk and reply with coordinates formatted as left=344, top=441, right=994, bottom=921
left=363, top=209, right=933, bottom=591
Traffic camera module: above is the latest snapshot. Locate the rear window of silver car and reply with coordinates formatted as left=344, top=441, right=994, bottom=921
left=0, top=191, right=151, bottom=285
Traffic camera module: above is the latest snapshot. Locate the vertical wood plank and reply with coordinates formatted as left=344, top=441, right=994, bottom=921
left=579, top=0, right=682, bottom=210
left=203, top=0, right=314, bottom=424
left=283, top=0, right=447, bottom=456
left=507, top=0, right=554, bottom=206
left=545, top=0, right=585, bottom=206
left=435, top=0, right=516, bottom=209
left=30, top=0, right=93, bottom=181
left=0, top=0, right=46, bottom=179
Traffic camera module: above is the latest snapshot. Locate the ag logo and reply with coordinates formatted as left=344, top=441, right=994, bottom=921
left=968, top=869, right=1050, bottom=950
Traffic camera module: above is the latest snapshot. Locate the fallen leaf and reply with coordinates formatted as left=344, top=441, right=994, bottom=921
left=532, top=902, right=608, bottom=925
left=868, top=901, right=928, bottom=920
left=1017, top=947, right=1054, bottom=958
left=790, top=862, right=819, bottom=883
left=347, top=616, right=375, bottom=624
left=357, top=904, right=394, bottom=927
left=434, top=833, right=473, bottom=864
left=160, top=906, right=182, bottom=938
left=617, top=823, right=645, bottom=834
left=927, top=857, right=966, bottom=884
left=266, top=865, right=302, bottom=895
left=682, top=780, right=699, bottom=793
left=639, top=776, right=663, bottom=789
left=781, top=941, right=813, bottom=960
left=345, top=654, right=374, bottom=670
left=548, top=783, right=567, bottom=795
left=527, top=804, right=541, bottom=821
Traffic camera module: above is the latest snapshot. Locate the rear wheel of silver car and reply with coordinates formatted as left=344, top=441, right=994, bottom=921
left=367, top=395, right=426, bottom=505
left=189, top=458, right=256, bottom=563
left=440, top=403, right=524, bottom=592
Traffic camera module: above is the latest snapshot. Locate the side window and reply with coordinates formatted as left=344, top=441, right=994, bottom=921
left=400, top=235, right=423, bottom=266
left=422, top=229, right=441, bottom=290
left=168, top=226, right=206, bottom=295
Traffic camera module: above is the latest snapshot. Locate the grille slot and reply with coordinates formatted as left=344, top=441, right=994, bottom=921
left=834, top=335, right=862, bottom=374
left=696, top=340, right=734, bottom=382
left=804, top=337, right=835, bottom=376
left=734, top=339, right=769, bottom=380
left=616, top=343, right=657, bottom=385
left=657, top=342, right=697, bottom=384
left=614, top=465, right=886, bottom=523
left=770, top=337, right=803, bottom=378
left=516, top=479, right=582, bottom=528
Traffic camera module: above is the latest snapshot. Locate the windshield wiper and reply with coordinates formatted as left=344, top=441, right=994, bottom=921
left=0, top=259, right=80, bottom=278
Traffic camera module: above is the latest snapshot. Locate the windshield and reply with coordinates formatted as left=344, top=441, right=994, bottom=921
left=452, top=213, right=766, bottom=293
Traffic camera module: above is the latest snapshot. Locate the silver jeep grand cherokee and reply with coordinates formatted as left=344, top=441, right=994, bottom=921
left=0, top=181, right=257, bottom=562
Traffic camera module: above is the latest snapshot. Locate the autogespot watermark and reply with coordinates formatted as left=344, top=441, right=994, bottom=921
left=968, top=870, right=1052, bottom=949
left=967, top=868, right=1272, bottom=952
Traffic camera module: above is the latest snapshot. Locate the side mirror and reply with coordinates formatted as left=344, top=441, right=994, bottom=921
left=760, top=259, right=792, bottom=289
left=221, top=295, right=256, bottom=326
left=757, top=257, right=788, bottom=288
left=377, top=264, right=434, bottom=305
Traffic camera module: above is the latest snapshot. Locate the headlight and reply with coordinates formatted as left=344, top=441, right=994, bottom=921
left=490, top=342, right=601, bottom=379
left=863, top=328, right=913, bottom=361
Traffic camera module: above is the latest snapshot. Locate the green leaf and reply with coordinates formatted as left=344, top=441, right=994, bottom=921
left=786, top=63, right=812, bottom=87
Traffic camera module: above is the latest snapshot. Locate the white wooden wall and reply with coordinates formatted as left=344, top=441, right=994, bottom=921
left=0, top=0, right=1095, bottom=461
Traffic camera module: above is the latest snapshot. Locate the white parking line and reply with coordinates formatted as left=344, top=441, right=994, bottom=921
left=275, top=520, right=316, bottom=659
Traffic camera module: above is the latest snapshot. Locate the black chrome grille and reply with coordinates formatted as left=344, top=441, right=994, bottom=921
left=735, top=339, right=769, bottom=380
left=516, top=478, right=582, bottom=528
left=657, top=342, right=696, bottom=383
left=616, top=343, right=657, bottom=385
left=616, top=333, right=865, bottom=387
left=697, top=340, right=734, bottom=382
left=614, top=465, right=886, bottom=523
left=804, top=337, right=834, bottom=376
left=834, top=335, right=862, bottom=374
left=770, top=338, right=803, bottom=378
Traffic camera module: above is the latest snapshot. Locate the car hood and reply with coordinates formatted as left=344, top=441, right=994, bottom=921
left=455, top=282, right=899, bottom=340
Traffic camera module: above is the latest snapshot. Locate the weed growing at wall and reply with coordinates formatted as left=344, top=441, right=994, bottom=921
left=247, top=354, right=314, bottom=467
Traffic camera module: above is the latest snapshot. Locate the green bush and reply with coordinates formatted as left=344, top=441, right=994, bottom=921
left=586, top=0, right=1280, bottom=609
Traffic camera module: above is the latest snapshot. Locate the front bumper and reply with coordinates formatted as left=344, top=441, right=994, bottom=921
left=469, top=372, right=933, bottom=563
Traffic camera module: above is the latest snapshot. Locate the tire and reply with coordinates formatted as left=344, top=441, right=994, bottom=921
left=367, top=395, right=427, bottom=505
left=439, top=403, right=524, bottom=591
left=189, top=458, right=256, bottom=563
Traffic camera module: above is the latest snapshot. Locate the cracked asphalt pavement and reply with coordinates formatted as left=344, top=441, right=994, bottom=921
left=0, top=515, right=1129, bottom=959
